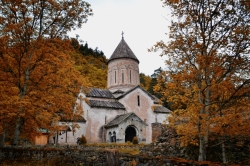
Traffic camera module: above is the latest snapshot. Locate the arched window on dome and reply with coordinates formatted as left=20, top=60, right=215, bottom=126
left=114, top=71, right=116, bottom=84
left=130, top=70, right=132, bottom=83
left=122, top=70, right=124, bottom=83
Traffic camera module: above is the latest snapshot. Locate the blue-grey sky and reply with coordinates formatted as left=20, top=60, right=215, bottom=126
left=68, top=0, right=170, bottom=76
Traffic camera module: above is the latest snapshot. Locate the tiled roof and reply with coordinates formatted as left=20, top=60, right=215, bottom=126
left=154, top=106, right=171, bottom=113
left=105, top=112, right=133, bottom=128
left=88, top=100, right=125, bottom=109
left=87, top=88, right=115, bottom=98
left=108, top=38, right=139, bottom=63
left=105, top=112, right=147, bottom=128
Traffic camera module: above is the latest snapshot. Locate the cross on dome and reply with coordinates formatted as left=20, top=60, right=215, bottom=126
left=121, top=31, right=124, bottom=39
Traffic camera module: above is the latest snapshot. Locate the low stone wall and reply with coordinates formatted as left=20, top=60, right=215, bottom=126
left=0, top=126, right=227, bottom=165
left=140, top=125, right=185, bottom=158
left=151, top=123, right=162, bottom=142
left=0, top=146, right=219, bottom=166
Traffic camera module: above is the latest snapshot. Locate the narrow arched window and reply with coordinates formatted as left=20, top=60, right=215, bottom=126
left=114, top=71, right=116, bottom=83
left=122, top=70, right=124, bottom=83
left=137, top=95, right=140, bottom=106
left=130, top=70, right=132, bottom=83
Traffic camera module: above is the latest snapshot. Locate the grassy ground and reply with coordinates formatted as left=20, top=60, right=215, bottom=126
left=84, top=142, right=142, bottom=155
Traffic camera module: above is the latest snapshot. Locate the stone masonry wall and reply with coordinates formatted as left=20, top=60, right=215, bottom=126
left=151, top=123, right=162, bottom=142
left=140, top=125, right=184, bottom=158
left=0, top=146, right=215, bottom=166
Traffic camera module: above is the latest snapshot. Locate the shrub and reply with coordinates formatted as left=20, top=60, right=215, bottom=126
left=132, top=136, right=138, bottom=144
left=77, top=134, right=87, bottom=145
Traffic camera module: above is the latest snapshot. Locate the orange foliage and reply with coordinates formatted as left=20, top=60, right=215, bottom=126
left=0, top=0, right=93, bottom=145
left=0, top=38, right=90, bottom=142
left=154, top=0, right=250, bottom=161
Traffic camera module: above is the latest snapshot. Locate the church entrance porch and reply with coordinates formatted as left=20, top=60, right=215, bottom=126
left=125, top=126, right=136, bottom=142
left=104, top=112, right=147, bottom=143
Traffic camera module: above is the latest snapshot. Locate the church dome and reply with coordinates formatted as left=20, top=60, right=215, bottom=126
left=107, top=36, right=140, bottom=92
left=108, top=38, right=139, bottom=64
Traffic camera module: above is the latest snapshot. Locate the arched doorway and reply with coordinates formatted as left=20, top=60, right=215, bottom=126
left=125, top=126, right=136, bottom=142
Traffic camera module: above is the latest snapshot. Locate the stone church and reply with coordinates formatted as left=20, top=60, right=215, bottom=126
left=49, top=36, right=170, bottom=145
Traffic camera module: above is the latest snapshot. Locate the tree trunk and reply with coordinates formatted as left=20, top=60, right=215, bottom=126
left=198, top=135, right=206, bottom=161
left=0, top=128, right=6, bottom=147
left=13, top=117, right=24, bottom=146
left=56, top=131, right=59, bottom=145
left=198, top=83, right=207, bottom=161
left=13, top=68, right=30, bottom=146
left=222, top=140, right=227, bottom=163
left=198, top=89, right=208, bottom=161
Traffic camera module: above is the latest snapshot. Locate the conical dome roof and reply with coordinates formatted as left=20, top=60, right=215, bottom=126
left=108, top=38, right=139, bottom=64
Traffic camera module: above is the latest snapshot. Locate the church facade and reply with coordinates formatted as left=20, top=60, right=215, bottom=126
left=49, top=37, right=170, bottom=145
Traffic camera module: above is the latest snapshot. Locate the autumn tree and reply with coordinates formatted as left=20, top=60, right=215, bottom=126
left=146, top=68, right=171, bottom=109
left=140, top=73, right=151, bottom=90
left=70, top=38, right=108, bottom=89
left=153, top=0, right=250, bottom=162
left=148, top=67, right=162, bottom=95
left=74, top=55, right=108, bottom=88
left=0, top=0, right=92, bottom=146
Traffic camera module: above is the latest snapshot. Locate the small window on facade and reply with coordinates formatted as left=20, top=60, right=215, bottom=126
left=130, top=70, right=132, bottom=83
left=114, top=71, right=116, bottom=83
left=137, top=95, right=140, bottom=106
left=122, top=70, right=124, bottom=83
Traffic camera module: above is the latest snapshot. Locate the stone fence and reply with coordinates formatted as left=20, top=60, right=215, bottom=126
left=0, top=146, right=220, bottom=166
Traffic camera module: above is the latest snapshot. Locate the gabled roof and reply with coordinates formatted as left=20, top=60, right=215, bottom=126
left=87, top=88, right=115, bottom=99
left=88, top=100, right=125, bottom=109
left=117, top=85, right=160, bottom=104
left=105, top=112, right=147, bottom=128
left=154, top=106, right=171, bottom=113
left=108, top=38, right=139, bottom=64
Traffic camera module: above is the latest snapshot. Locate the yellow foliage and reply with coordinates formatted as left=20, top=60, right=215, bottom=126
left=0, top=38, right=90, bottom=142
left=0, top=0, right=93, bottom=145
left=154, top=0, right=250, bottom=161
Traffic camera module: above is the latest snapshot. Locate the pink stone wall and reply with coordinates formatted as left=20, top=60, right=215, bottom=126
left=118, top=87, right=156, bottom=143
left=84, top=108, right=126, bottom=143
left=108, top=58, right=139, bottom=91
